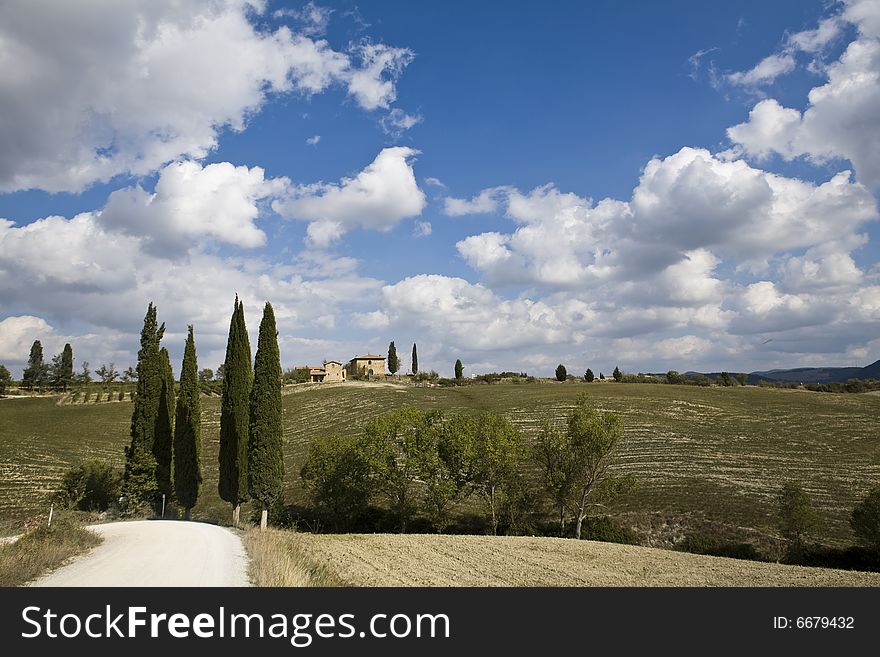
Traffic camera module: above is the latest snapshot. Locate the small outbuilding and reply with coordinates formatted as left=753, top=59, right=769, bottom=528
left=304, top=360, right=346, bottom=383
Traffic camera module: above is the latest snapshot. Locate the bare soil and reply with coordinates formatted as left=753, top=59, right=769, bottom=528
left=288, top=533, right=880, bottom=587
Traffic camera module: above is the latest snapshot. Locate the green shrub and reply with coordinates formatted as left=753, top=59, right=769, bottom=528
left=580, top=516, right=640, bottom=545
left=283, top=367, right=311, bottom=384
left=679, top=532, right=766, bottom=561
left=620, top=373, right=662, bottom=384
left=851, top=486, right=880, bottom=551
left=53, top=461, right=122, bottom=512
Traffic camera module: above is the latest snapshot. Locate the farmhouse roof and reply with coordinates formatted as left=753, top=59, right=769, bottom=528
left=351, top=354, right=385, bottom=360
left=324, top=360, right=342, bottom=365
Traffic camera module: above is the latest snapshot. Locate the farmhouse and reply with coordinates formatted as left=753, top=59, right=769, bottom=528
left=346, top=354, right=386, bottom=377
left=304, top=360, right=346, bottom=383
left=323, top=360, right=345, bottom=381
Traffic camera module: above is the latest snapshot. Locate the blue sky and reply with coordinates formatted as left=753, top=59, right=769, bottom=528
left=0, top=0, right=878, bottom=377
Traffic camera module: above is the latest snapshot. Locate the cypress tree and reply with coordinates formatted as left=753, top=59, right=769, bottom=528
left=555, top=364, right=567, bottom=381
left=60, top=343, right=74, bottom=391
left=248, top=302, right=284, bottom=530
left=153, top=346, right=175, bottom=507
left=50, top=344, right=75, bottom=391
left=387, top=341, right=399, bottom=375
left=22, top=340, right=46, bottom=390
left=411, top=343, right=418, bottom=375
left=174, top=325, right=202, bottom=520
left=219, top=296, right=252, bottom=527
left=613, top=366, right=622, bottom=382
left=123, top=303, right=164, bottom=511
left=0, top=363, right=11, bottom=396
left=454, top=359, right=463, bottom=380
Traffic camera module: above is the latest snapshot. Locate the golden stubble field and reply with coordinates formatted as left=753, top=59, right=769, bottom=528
left=1, top=382, right=878, bottom=544
left=256, top=531, right=880, bottom=587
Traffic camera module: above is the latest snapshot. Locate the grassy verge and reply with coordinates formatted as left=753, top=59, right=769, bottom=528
left=243, top=528, right=346, bottom=587
left=0, top=515, right=101, bottom=586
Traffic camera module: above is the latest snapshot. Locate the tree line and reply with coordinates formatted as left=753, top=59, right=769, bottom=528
left=0, top=339, right=141, bottom=395
left=120, top=297, right=284, bottom=529
left=300, top=395, right=633, bottom=538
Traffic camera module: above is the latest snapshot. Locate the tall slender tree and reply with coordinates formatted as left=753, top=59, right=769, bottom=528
left=22, top=340, right=46, bottom=390
left=174, top=326, right=202, bottom=520
left=387, top=341, right=399, bottom=375
left=454, top=359, right=463, bottom=381
left=411, top=343, right=418, bottom=375
left=219, top=296, right=252, bottom=527
left=61, top=344, right=73, bottom=389
left=123, top=303, right=164, bottom=511
left=49, top=343, right=74, bottom=391
left=153, top=347, right=175, bottom=507
left=248, top=302, right=284, bottom=530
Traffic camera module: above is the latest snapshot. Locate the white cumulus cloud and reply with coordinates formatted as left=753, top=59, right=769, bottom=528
left=98, top=160, right=288, bottom=255
left=273, top=147, right=426, bottom=241
left=0, top=0, right=415, bottom=192
left=727, top=0, right=880, bottom=188
left=453, top=148, right=878, bottom=288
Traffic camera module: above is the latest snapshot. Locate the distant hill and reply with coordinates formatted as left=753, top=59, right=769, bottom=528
left=681, top=359, right=880, bottom=385
left=746, top=359, right=880, bottom=384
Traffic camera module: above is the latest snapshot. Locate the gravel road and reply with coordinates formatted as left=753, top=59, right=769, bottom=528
left=30, top=520, right=250, bottom=587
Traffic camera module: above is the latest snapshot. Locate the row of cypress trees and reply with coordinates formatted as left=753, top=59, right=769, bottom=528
left=122, top=304, right=202, bottom=519
left=387, top=341, right=420, bottom=375
left=121, top=297, right=284, bottom=529
left=217, top=296, right=284, bottom=530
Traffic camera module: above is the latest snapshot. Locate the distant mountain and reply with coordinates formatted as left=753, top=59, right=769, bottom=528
left=747, top=359, right=880, bottom=384
left=678, top=360, right=880, bottom=385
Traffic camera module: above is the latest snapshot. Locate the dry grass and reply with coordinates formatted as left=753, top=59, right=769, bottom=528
left=0, top=515, right=101, bottom=586
left=281, top=532, right=880, bottom=587
left=243, top=528, right=346, bottom=586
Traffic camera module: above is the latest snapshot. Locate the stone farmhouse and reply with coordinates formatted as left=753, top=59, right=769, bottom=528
left=300, top=354, right=387, bottom=382
left=345, top=354, right=386, bottom=377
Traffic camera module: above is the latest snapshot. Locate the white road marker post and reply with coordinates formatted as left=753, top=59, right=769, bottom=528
left=48, top=503, right=53, bottom=528
left=161, top=494, right=166, bottom=519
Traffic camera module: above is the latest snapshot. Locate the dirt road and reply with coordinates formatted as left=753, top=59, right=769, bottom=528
left=30, top=520, right=250, bottom=587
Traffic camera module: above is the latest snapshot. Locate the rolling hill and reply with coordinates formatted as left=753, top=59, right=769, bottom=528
left=2, top=382, right=878, bottom=547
